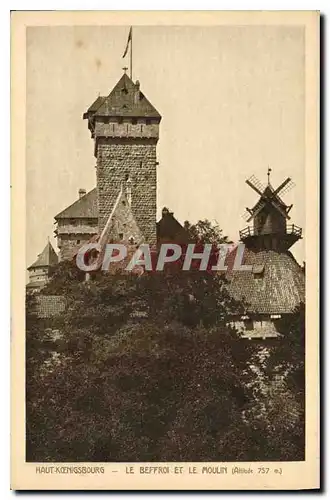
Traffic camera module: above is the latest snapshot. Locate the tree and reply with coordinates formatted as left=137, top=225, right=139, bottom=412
left=26, top=220, right=304, bottom=462
left=26, top=287, right=256, bottom=461
left=26, top=260, right=257, bottom=462
left=240, top=304, right=305, bottom=461
left=267, top=303, right=305, bottom=395
left=184, top=219, right=232, bottom=245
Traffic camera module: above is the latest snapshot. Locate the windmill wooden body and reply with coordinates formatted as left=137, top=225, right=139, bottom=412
left=226, top=171, right=305, bottom=339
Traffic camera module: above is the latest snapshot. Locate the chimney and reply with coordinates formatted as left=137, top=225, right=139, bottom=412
left=134, top=80, right=140, bottom=104
left=79, top=188, right=86, bottom=199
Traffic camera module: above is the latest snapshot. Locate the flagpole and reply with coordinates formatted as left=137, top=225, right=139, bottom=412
left=130, top=27, right=133, bottom=80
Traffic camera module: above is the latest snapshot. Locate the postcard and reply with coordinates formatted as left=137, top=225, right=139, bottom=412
left=11, top=10, right=319, bottom=490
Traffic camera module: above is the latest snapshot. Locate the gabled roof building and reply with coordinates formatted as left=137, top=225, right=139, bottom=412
left=54, top=188, right=98, bottom=261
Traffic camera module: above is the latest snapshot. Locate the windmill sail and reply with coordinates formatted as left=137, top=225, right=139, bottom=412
left=246, top=175, right=266, bottom=196
left=276, top=179, right=295, bottom=198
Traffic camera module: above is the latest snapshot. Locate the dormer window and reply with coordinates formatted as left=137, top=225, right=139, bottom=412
left=125, top=174, right=132, bottom=206
left=252, top=263, right=265, bottom=278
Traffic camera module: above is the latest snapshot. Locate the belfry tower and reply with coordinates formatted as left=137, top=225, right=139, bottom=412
left=83, top=71, right=161, bottom=245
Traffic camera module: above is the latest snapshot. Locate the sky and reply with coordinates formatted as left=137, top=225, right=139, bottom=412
left=26, top=25, right=305, bottom=267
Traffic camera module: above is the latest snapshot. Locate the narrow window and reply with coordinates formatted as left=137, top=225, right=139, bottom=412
left=119, top=233, right=123, bottom=240
left=244, top=319, right=254, bottom=331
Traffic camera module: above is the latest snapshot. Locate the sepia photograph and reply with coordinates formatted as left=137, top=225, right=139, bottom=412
left=11, top=10, right=319, bottom=490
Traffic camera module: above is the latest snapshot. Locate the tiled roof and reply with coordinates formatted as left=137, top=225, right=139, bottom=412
left=34, top=295, right=66, bottom=318
left=27, top=242, right=59, bottom=270
left=226, top=248, right=305, bottom=315
left=156, top=209, right=190, bottom=243
left=87, top=96, right=104, bottom=113
left=84, top=74, right=161, bottom=119
left=55, top=188, right=98, bottom=220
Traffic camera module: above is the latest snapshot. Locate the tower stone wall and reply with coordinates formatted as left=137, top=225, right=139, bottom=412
left=96, top=135, right=158, bottom=244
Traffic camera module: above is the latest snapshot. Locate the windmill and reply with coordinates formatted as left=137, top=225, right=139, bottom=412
left=239, top=170, right=301, bottom=250
left=226, top=169, right=305, bottom=340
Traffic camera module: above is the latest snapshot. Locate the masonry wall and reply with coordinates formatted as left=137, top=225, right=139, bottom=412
left=56, top=218, right=98, bottom=261
left=33, top=294, right=66, bottom=318
left=103, top=190, right=144, bottom=245
left=96, top=137, right=158, bottom=245
left=95, top=118, right=159, bottom=140
left=29, top=266, right=49, bottom=285
left=229, top=316, right=280, bottom=339
left=57, top=235, right=92, bottom=261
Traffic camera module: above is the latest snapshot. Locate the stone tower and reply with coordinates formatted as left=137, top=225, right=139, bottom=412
left=83, top=72, right=161, bottom=245
left=27, top=241, right=59, bottom=290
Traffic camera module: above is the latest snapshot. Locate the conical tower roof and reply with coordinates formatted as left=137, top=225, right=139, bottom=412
left=27, top=241, right=58, bottom=270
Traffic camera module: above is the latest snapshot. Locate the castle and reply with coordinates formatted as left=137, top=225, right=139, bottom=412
left=28, top=71, right=187, bottom=279
left=27, top=70, right=305, bottom=338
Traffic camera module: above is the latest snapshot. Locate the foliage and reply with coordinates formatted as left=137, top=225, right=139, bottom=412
left=183, top=219, right=232, bottom=245
left=42, top=259, right=85, bottom=296
left=26, top=220, right=305, bottom=462
left=241, top=304, right=305, bottom=461
left=268, top=303, right=305, bottom=395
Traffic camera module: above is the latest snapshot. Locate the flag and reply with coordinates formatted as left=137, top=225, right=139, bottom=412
left=122, top=27, right=132, bottom=58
